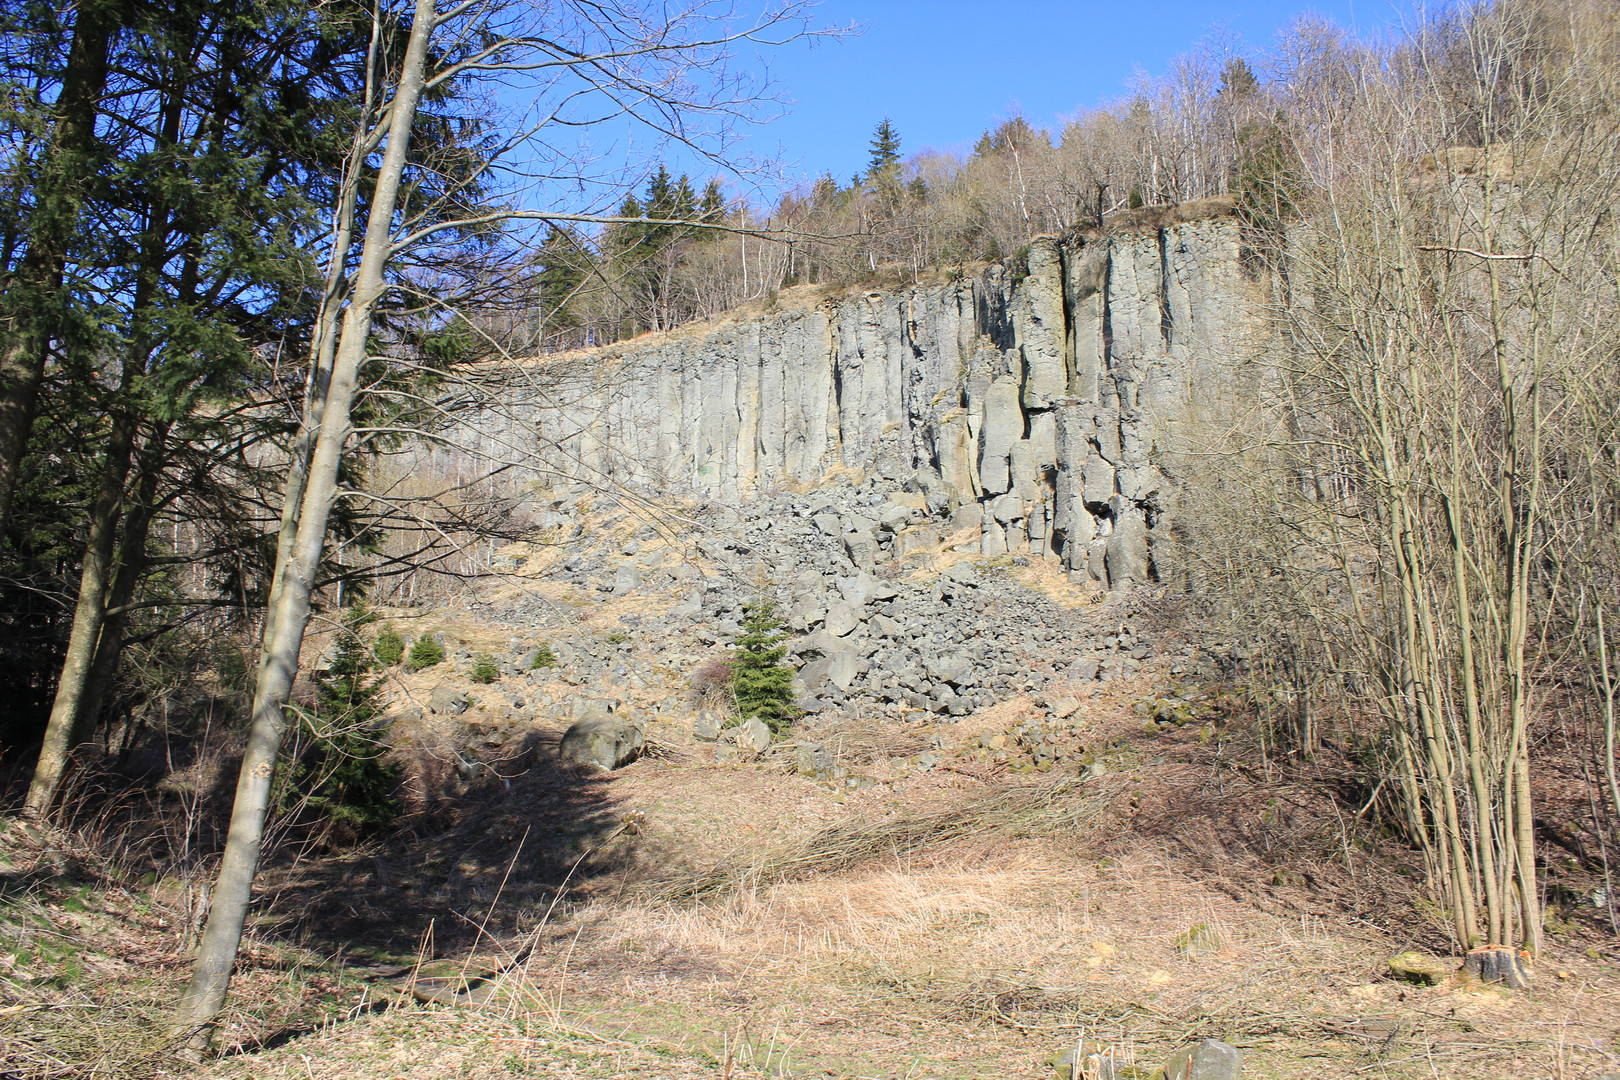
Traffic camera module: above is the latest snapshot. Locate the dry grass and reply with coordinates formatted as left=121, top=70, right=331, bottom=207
left=14, top=730, right=1620, bottom=1080
left=629, top=776, right=1102, bottom=905
left=483, top=830, right=1612, bottom=1079
left=15, top=548, right=1620, bottom=1078
left=197, top=1003, right=778, bottom=1080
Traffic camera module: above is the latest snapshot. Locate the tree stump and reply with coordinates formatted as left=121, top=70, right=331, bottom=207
left=1463, top=945, right=1530, bottom=989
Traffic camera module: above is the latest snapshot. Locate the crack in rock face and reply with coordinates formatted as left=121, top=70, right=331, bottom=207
left=444, top=207, right=1259, bottom=596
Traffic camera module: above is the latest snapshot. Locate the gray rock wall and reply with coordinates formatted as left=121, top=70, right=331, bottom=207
left=463, top=204, right=1256, bottom=588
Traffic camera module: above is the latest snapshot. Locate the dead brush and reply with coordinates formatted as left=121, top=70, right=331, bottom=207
left=689, top=658, right=736, bottom=713
left=630, top=776, right=1107, bottom=904
left=793, top=710, right=936, bottom=766
left=941, top=982, right=1444, bottom=1058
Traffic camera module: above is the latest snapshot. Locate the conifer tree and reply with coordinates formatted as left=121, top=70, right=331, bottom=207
left=407, top=634, right=445, bottom=671
left=373, top=625, right=405, bottom=666
left=731, top=600, right=797, bottom=734
left=533, top=224, right=587, bottom=346
left=867, top=117, right=900, bottom=178
left=284, top=607, right=398, bottom=831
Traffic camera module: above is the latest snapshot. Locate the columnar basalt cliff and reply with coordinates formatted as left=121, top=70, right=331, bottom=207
left=462, top=199, right=1259, bottom=588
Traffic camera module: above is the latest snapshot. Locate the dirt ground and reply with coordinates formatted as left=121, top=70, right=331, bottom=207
left=8, top=658, right=1620, bottom=1079
left=6, top=525, right=1620, bottom=1078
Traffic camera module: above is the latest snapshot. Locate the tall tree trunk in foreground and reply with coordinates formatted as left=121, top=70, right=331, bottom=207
left=174, top=0, right=437, bottom=1047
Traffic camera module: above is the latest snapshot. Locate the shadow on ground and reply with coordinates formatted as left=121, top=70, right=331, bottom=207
left=247, top=728, right=638, bottom=966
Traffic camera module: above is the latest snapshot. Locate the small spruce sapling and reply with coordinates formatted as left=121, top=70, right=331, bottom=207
left=374, top=625, right=405, bottom=666
left=731, top=601, right=798, bottom=734
left=284, top=607, right=399, bottom=830
left=470, top=654, right=500, bottom=684
left=530, top=643, right=557, bottom=669
left=406, top=634, right=445, bottom=672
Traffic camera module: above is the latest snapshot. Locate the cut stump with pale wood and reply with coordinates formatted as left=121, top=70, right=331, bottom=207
left=1463, top=945, right=1530, bottom=989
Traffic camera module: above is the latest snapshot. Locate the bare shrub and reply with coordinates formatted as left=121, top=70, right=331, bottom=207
left=689, top=658, right=735, bottom=712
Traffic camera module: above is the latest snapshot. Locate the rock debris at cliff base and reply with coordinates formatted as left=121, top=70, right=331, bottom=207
left=374, top=471, right=1252, bottom=785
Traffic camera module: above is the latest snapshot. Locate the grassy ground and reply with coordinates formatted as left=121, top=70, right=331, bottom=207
left=8, top=675, right=1620, bottom=1079
left=6, top=533, right=1620, bottom=1077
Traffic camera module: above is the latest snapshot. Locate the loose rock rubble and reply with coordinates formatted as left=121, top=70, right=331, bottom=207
left=377, top=473, right=1260, bottom=780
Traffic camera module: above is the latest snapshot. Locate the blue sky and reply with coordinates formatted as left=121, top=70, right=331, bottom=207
left=707, top=0, right=1411, bottom=200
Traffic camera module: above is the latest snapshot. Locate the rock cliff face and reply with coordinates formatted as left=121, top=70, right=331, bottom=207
left=466, top=200, right=1258, bottom=588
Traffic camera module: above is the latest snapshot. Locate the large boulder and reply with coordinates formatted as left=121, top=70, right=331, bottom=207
left=791, top=629, right=835, bottom=656
left=734, top=716, right=772, bottom=752
left=839, top=573, right=898, bottom=606
left=823, top=602, right=862, bottom=637
left=1161, top=1039, right=1241, bottom=1080
left=789, top=599, right=827, bottom=631
left=870, top=614, right=905, bottom=639
left=826, top=650, right=860, bottom=690
left=876, top=499, right=925, bottom=533
left=429, top=683, right=470, bottom=715
left=798, top=649, right=859, bottom=693
left=613, top=563, right=642, bottom=594
left=843, top=530, right=879, bottom=569
left=795, top=741, right=832, bottom=777
left=559, top=716, right=644, bottom=770
left=693, top=711, right=723, bottom=742
left=570, top=696, right=616, bottom=723
left=836, top=573, right=878, bottom=606
left=905, top=465, right=957, bottom=514
left=924, top=653, right=973, bottom=685
left=989, top=493, right=1025, bottom=525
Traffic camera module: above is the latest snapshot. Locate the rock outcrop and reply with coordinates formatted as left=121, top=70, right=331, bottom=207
left=459, top=200, right=1258, bottom=589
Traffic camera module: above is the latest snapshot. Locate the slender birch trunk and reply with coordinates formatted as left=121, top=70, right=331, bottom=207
left=175, top=0, right=438, bottom=1045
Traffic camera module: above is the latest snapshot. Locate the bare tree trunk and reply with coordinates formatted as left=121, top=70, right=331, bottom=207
left=22, top=410, right=136, bottom=816
left=22, top=50, right=190, bottom=815
left=174, top=0, right=437, bottom=1047
left=72, top=424, right=170, bottom=745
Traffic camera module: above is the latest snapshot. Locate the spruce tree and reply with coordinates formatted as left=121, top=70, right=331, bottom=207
left=286, top=608, right=398, bottom=831
left=1219, top=57, right=1260, bottom=98
left=407, top=634, right=445, bottom=671
left=374, top=625, right=405, bottom=666
left=867, top=118, right=901, bottom=178
left=731, top=601, right=797, bottom=734
left=534, top=224, right=587, bottom=345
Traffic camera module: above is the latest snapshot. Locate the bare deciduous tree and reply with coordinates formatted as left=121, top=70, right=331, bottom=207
left=173, top=0, right=824, bottom=1049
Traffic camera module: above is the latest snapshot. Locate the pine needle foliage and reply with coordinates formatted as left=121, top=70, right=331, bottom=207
left=470, top=653, right=500, bottom=683
left=406, top=634, right=445, bottom=671
left=284, top=608, right=398, bottom=831
left=731, top=601, right=797, bottom=734
left=373, top=625, right=405, bottom=666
